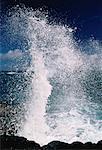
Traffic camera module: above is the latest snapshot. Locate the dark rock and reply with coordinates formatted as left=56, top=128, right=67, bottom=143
left=42, top=141, right=70, bottom=150
left=71, top=141, right=83, bottom=148
left=0, top=135, right=102, bottom=150
left=42, top=140, right=102, bottom=150
left=0, top=135, right=41, bottom=150
left=97, top=140, right=102, bottom=148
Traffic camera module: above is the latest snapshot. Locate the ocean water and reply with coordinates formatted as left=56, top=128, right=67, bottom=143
left=0, top=6, right=102, bottom=145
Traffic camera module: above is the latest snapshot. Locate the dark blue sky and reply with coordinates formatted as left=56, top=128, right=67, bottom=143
left=1, top=0, right=102, bottom=71
left=1, top=0, right=102, bottom=52
left=1, top=0, right=102, bottom=50
left=1, top=0, right=102, bottom=42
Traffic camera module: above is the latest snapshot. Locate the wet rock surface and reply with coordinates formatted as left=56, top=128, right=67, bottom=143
left=0, top=135, right=102, bottom=150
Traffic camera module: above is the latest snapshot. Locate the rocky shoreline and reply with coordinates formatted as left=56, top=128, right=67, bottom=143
left=0, top=135, right=102, bottom=150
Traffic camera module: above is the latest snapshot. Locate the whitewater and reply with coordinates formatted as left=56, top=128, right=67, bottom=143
left=1, top=6, right=102, bottom=145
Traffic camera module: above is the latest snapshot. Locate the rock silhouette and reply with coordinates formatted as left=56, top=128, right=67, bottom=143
left=0, top=135, right=102, bottom=150
left=0, top=135, right=41, bottom=150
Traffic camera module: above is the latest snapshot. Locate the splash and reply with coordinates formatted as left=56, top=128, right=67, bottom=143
left=3, top=6, right=102, bottom=145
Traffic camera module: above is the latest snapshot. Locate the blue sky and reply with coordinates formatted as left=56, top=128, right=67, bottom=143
left=1, top=0, right=102, bottom=70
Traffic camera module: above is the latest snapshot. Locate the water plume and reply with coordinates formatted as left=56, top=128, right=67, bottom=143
left=2, top=6, right=102, bottom=145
